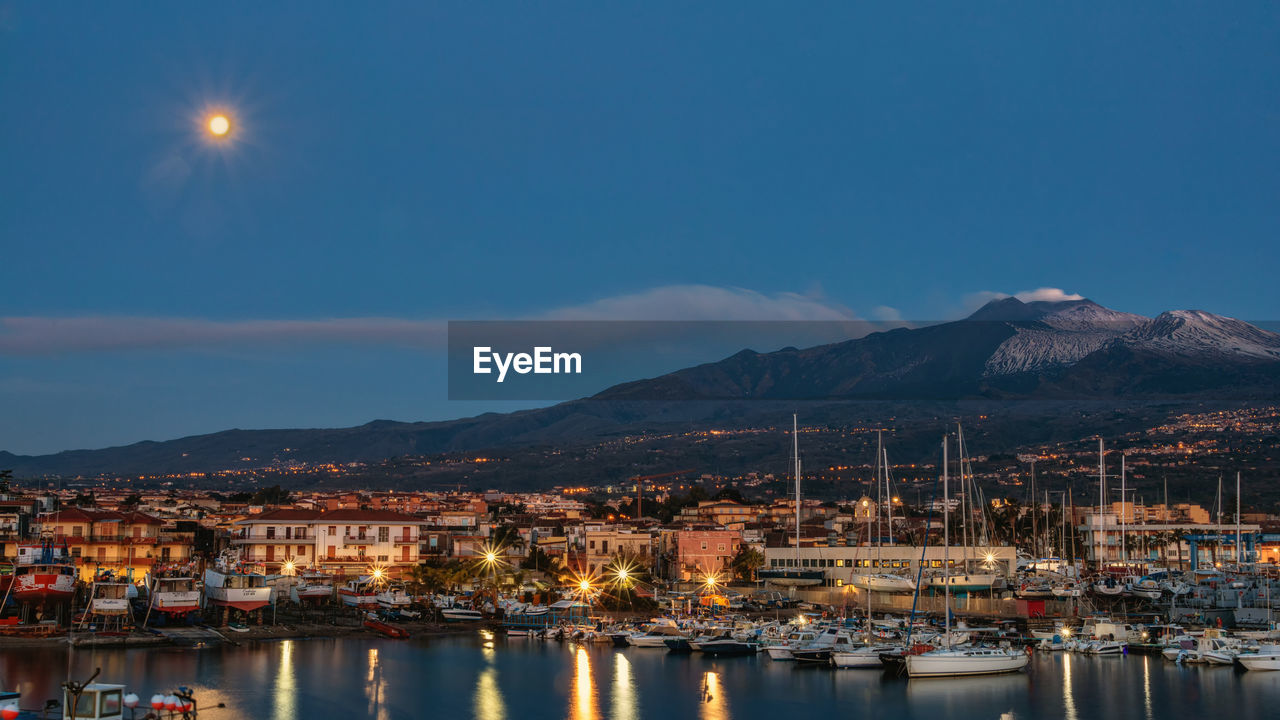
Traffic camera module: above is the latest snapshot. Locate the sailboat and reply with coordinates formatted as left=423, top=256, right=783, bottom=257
left=832, top=518, right=899, bottom=669
left=851, top=433, right=917, bottom=594
left=923, top=425, right=1001, bottom=593
left=905, top=435, right=1029, bottom=679
left=758, top=415, right=824, bottom=587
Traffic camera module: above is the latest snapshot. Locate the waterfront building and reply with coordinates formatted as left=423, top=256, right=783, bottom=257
left=583, top=528, right=655, bottom=575
left=33, top=508, right=194, bottom=580
left=675, top=529, right=742, bottom=580
left=231, top=508, right=426, bottom=578
left=762, top=544, right=1017, bottom=588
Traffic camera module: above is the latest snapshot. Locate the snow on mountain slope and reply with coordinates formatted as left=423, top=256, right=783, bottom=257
left=980, top=299, right=1147, bottom=376
left=1119, top=310, right=1280, bottom=360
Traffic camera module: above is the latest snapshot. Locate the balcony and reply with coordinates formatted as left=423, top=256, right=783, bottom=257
left=393, top=535, right=418, bottom=545
left=342, top=535, right=371, bottom=546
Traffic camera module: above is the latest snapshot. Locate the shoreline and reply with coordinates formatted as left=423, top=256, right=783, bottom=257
left=0, top=620, right=484, bottom=649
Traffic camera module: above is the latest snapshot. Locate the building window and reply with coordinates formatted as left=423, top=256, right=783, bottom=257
left=378, top=555, right=388, bottom=562
left=329, top=526, right=337, bottom=536
left=266, top=527, right=276, bottom=539
left=701, top=542, right=707, bottom=550
left=378, top=527, right=389, bottom=542
left=717, top=544, right=725, bottom=552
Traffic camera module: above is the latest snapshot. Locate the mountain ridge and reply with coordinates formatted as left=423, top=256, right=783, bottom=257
left=5, top=297, right=1280, bottom=478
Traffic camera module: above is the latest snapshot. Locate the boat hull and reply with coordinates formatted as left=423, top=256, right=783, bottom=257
left=905, top=651, right=1029, bottom=678
left=1239, top=654, right=1280, bottom=671
left=13, top=568, right=76, bottom=604
left=758, top=569, right=825, bottom=587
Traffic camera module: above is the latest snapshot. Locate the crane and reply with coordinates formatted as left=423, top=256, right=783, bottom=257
left=629, top=469, right=694, bottom=518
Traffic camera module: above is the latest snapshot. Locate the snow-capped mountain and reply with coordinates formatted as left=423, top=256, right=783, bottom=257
left=1119, top=310, right=1280, bottom=361
left=977, top=298, right=1148, bottom=376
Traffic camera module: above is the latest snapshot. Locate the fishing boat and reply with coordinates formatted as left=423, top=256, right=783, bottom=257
left=12, top=539, right=77, bottom=605
left=290, top=571, right=335, bottom=605
left=905, top=434, right=1028, bottom=679
left=202, top=554, right=272, bottom=613
left=142, top=572, right=202, bottom=620
left=758, top=415, right=825, bottom=588
left=91, top=573, right=133, bottom=614
left=376, top=583, right=413, bottom=610
left=337, top=576, right=380, bottom=608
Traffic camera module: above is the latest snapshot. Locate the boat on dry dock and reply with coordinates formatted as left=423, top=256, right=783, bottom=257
left=202, top=554, right=272, bottom=616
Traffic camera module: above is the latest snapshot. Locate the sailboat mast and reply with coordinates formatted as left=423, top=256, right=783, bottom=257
left=1030, top=460, right=1038, bottom=557
left=943, top=435, right=951, bottom=649
left=876, top=430, right=882, bottom=555
left=793, top=414, right=801, bottom=566
left=885, top=446, right=894, bottom=548
left=1120, top=453, right=1127, bottom=565
left=1236, top=471, right=1242, bottom=566
left=1097, top=438, right=1105, bottom=570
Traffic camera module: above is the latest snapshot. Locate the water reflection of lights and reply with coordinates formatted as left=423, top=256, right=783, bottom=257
left=273, top=639, right=296, bottom=720
left=1063, top=654, right=1077, bottom=720
left=700, top=671, right=729, bottom=720
left=571, top=646, right=599, bottom=720
left=366, top=647, right=391, bottom=720
left=1142, top=656, right=1153, bottom=720
left=474, top=659, right=507, bottom=720
left=612, top=653, right=638, bottom=720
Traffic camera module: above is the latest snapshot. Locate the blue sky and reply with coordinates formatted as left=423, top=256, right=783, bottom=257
left=2, top=3, right=1279, bottom=454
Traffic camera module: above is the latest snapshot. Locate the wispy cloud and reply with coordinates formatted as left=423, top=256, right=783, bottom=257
left=0, top=316, right=447, bottom=355
left=1, top=284, right=861, bottom=356
left=543, top=284, right=858, bottom=321
left=965, top=287, right=1085, bottom=311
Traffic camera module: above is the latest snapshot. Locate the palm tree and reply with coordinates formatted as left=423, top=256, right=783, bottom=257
left=730, top=546, right=765, bottom=583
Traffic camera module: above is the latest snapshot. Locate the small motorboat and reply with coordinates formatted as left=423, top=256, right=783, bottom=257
left=697, top=636, right=759, bottom=656
left=441, top=607, right=484, bottom=622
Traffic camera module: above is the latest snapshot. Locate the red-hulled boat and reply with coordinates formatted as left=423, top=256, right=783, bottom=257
left=13, top=540, right=77, bottom=604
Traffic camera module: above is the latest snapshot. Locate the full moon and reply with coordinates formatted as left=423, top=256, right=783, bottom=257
left=208, top=114, right=231, bottom=137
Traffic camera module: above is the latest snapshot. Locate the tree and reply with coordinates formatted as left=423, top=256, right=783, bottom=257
left=730, top=546, right=765, bottom=582
left=713, top=487, right=744, bottom=503
left=121, top=493, right=142, bottom=508
left=250, top=485, right=292, bottom=506
left=490, top=524, right=525, bottom=553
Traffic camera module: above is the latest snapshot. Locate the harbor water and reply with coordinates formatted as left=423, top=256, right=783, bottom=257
left=2, top=635, right=1278, bottom=719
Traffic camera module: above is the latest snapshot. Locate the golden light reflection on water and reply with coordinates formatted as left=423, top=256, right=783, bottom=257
left=1142, top=656, right=1153, bottom=720
left=571, top=646, right=600, bottom=720
left=366, top=647, right=391, bottom=720
left=611, top=652, right=638, bottom=720
left=474, top=652, right=507, bottom=720
left=700, top=671, right=729, bottom=720
left=1062, top=653, right=1077, bottom=720
left=273, top=639, right=296, bottom=720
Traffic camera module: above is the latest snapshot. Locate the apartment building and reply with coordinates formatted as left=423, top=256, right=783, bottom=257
left=232, top=508, right=426, bottom=578
left=34, top=508, right=194, bottom=580
left=583, top=529, right=656, bottom=575
left=674, top=529, right=741, bottom=580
